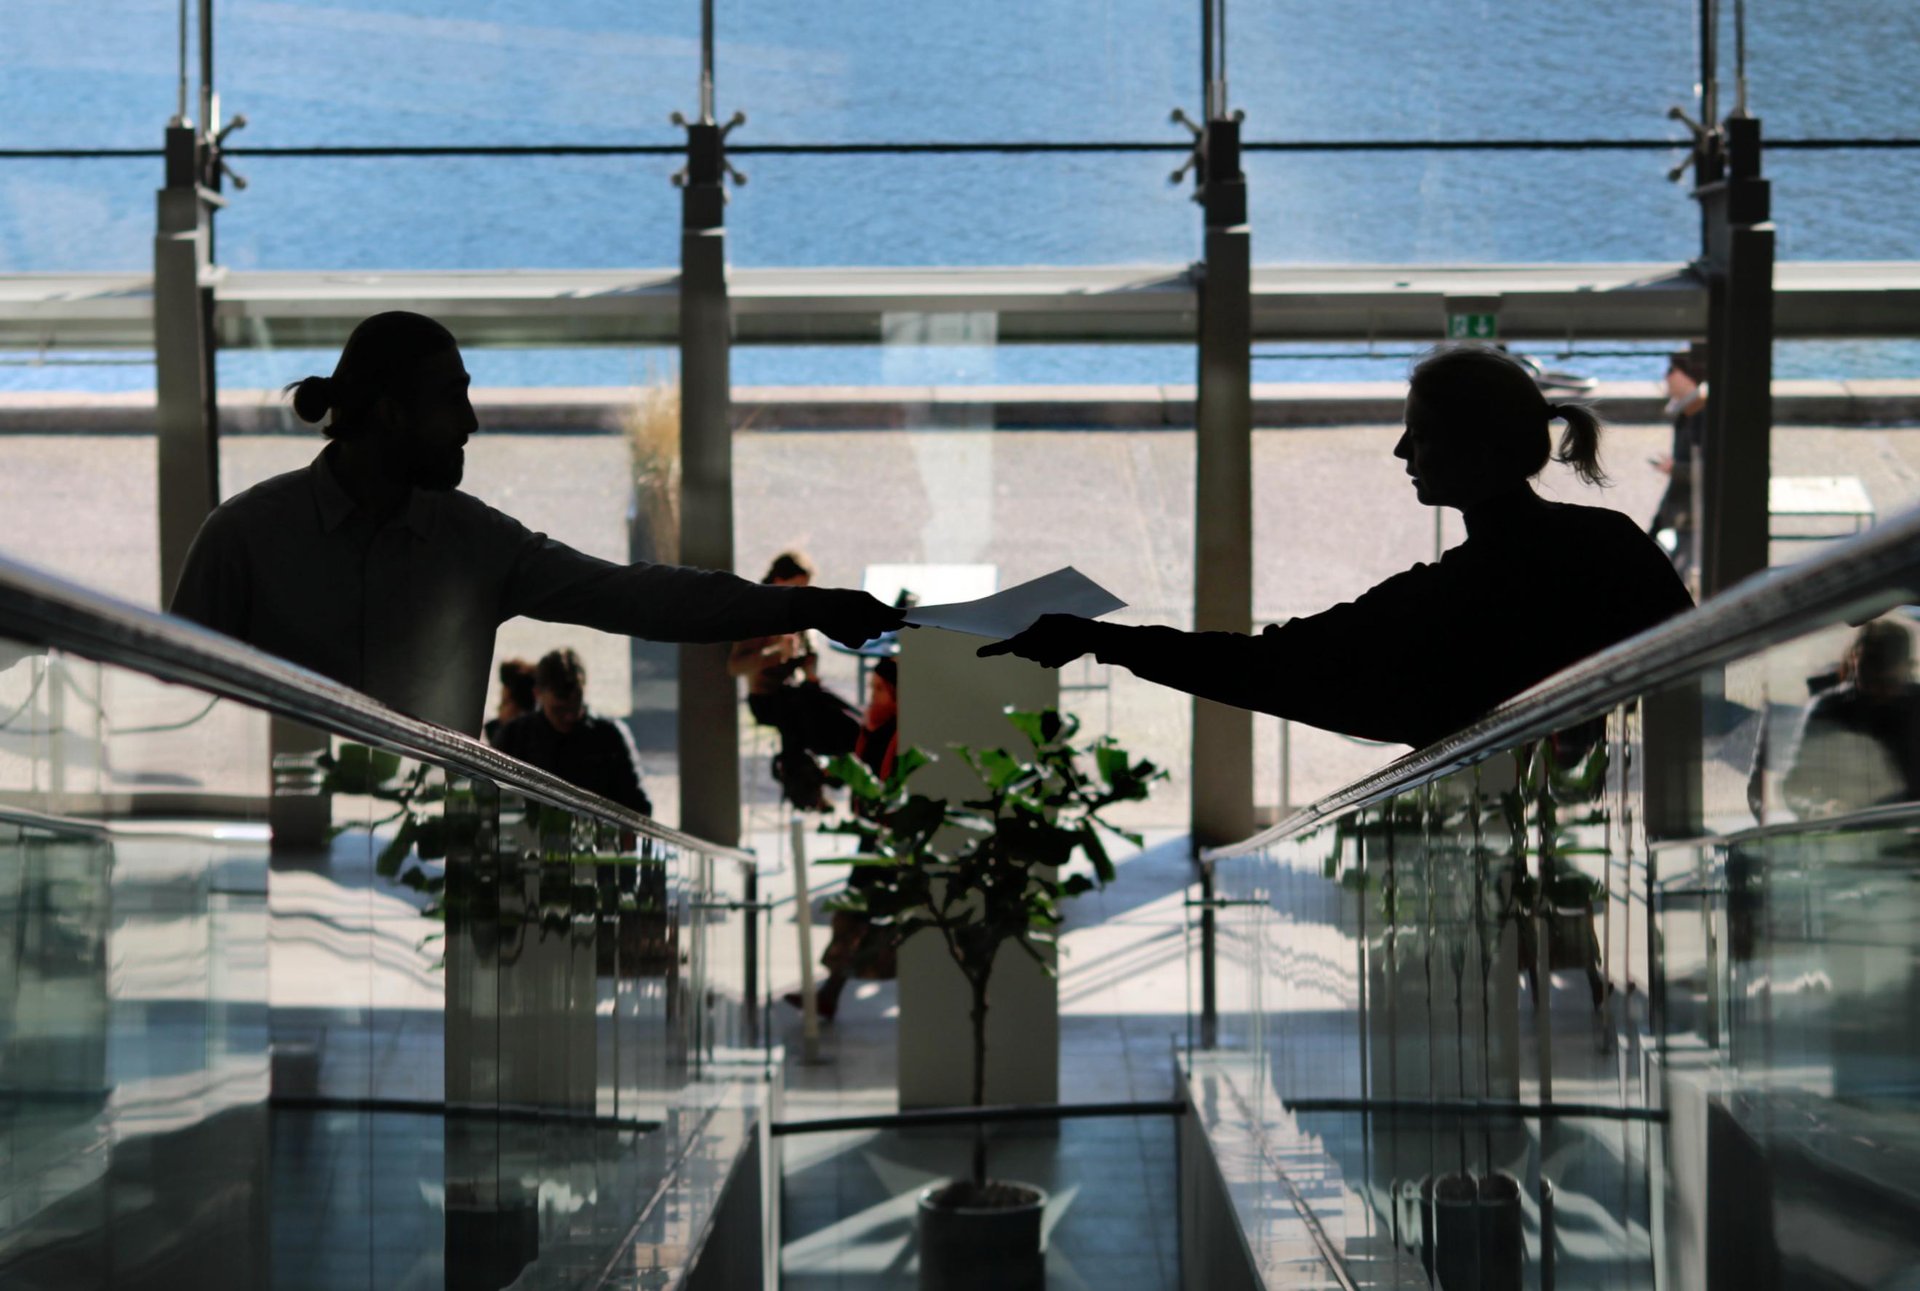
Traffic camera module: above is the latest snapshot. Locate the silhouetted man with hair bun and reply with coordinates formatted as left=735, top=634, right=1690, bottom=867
left=171, top=311, right=903, bottom=735
left=983, top=344, right=1693, bottom=748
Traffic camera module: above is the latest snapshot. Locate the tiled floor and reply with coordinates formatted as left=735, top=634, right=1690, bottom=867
left=768, top=830, right=1198, bottom=1290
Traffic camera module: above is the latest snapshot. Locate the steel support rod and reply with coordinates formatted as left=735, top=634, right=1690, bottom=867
left=1198, top=865, right=1219, bottom=1049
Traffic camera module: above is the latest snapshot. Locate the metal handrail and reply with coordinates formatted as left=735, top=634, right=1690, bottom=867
left=1202, top=497, right=1920, bottom=863
left=0, top=550, right=759, bottom=868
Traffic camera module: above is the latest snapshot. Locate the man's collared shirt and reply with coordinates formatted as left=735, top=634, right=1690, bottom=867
left=169, top=446, right=800, bottom=734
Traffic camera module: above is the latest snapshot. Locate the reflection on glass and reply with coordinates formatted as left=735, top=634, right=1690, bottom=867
left=2, top=630, right=766, bottom=1287
left=1778, top=617, right=1920, bottom=818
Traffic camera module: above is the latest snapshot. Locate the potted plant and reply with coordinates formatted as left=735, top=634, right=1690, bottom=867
left=822, top=708, right=1163, bottom=1291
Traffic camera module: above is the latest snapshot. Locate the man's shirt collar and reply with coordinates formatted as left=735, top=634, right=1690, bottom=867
left=311, top=445, right=440, bottom=538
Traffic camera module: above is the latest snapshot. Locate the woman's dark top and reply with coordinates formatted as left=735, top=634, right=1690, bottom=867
left=493, top=709, right=652, bottom=816
left=1087, top=487, right=1694, bottom=748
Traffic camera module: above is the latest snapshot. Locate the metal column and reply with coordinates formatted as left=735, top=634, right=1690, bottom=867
left=1179, top=0, right=1256, bottom=849
left=154, top=0, right=243, bottom=605
left=154, top=124, right=220, bottom=604
left=1671, top=0, right=1773, bottom=599
left=1697, top=116, right=1774, bottom=598
left=674, top=12, right=748, bottom=847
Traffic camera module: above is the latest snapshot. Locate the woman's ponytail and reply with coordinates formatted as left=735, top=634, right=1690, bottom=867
left=1549, top=402, right=1607, bottom=487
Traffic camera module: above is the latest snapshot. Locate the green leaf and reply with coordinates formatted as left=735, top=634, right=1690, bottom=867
left=368, top=748, right=403, bottom=787
left=889, top=746, right=934, bottom=788
left=376, top=817, right=418, bottom=878
left=973, top=747, right=1025, bottom=790
left=826, top=753, right=882, bottom=802
left=885, top=795, right=950, bottom=841
left=1078, top=825, right=1115, bottom=885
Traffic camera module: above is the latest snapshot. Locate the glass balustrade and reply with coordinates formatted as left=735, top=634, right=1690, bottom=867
left=0, top=618, right=770, bottom=1289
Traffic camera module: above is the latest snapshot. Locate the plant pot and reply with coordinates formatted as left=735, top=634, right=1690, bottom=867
left=917, top=1180, right=1047, bottom=1291
left=1477, top=1172, right=1524, bottom=1291
left=1431, top=1171, right=1480, bottom=1291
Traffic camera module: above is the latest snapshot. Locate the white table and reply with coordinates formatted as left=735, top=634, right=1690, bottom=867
left=831, top=564, right=1001, bottom=702
left=861, top=562, right=999, bottom=608
left=1770, top=475, right=1875, bottom=539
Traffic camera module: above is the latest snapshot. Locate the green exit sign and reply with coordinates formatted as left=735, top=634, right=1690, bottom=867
left=1447, top=313, right=1499, bottom=340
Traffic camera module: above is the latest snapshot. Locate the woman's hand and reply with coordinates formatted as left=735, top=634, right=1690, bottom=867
left=977, top=613, right=1098, bottom=668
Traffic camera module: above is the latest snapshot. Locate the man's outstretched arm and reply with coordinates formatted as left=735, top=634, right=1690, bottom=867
left=505, top=529, right=902, bottom=648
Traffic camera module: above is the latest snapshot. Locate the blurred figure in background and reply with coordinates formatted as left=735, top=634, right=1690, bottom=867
left=494, top=648, right=652, bottom=817
left=731, top=551, right=862, bottom=810
left=483, top=657, right=536, bottom=745
left=785, top=657, right=903, bottom=1021
left=1782, top=619, right=1920, bottom=817
left=1649, top=347, right=1707, bottom=582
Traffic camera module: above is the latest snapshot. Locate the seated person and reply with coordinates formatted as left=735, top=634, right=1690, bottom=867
left=493, top=648, right=652, bottom=816
left=787, top=657, right=902, bottom=1021
left=482, top=657, right=536, bottom=745
left=1781, top=619, right=1920, bottom=817
left=730, top=551, right=861, bottom=810
left=985, top=345, right=1695, bottom=749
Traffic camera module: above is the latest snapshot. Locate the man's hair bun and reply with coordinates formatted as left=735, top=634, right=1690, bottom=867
left=288, top=375, right=335, bottom=424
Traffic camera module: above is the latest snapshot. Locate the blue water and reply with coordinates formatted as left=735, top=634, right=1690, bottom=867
left=5, top=0, right=1919, bottom=390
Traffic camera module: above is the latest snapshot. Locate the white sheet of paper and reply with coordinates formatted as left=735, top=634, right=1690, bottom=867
left=902, top=566, right=1126, bottom=640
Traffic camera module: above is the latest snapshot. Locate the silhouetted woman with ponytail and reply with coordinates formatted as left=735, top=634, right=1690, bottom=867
left=982, top=345, right=1694, bottom=748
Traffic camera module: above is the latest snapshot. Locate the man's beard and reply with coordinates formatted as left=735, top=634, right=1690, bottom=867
left=415, top=447, right=464, bottom=491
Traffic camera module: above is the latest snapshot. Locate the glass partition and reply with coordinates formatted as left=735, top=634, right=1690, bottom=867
left=1193, top=596, right=1920, bottom=1286
left=0, top=621, right=769, bottom=1288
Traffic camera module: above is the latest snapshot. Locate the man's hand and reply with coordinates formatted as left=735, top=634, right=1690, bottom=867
left=805, top=588, right=907, bottom=650
left=977, top=613, right=1096, bottom=668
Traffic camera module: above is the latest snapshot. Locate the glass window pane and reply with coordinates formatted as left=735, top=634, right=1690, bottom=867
left=1245, top=151, right=1694, bottom=262
left=6, top=2, right=179, bottom=149
left=730, top=153, right=1195, bottom=266
left=0, top=160, right=153, bottom=272
left=219, top=0, right=696, bottom=146
left=717, top=0, right=1196, bottom=143
left=1232, top=0, right=1699, bottom=141
left=219, top=156, right=681, bottom=269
